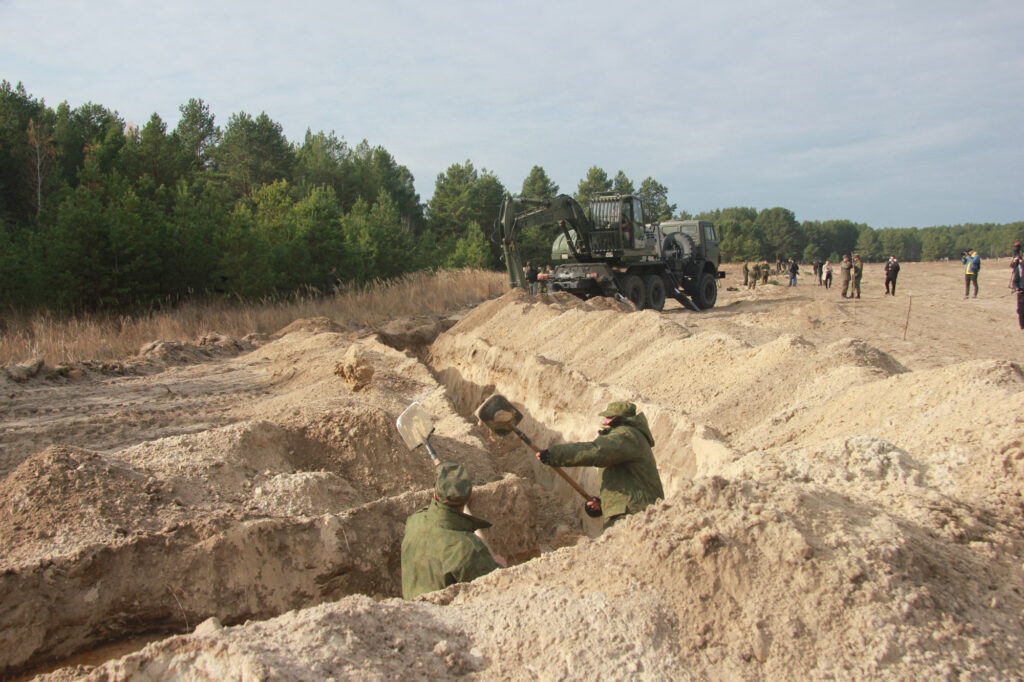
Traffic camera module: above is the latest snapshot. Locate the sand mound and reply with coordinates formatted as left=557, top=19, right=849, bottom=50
left=334, top=344, right=375, bottom=390
left=0, top=445, right=157, bottom=564
left=270, top=316, right=346, bottom=338
left=46, top=472, right=1023, bottom=680
left=7, top=263, right=1024, bottom=679
left=137, top=333, right=253, bottom=365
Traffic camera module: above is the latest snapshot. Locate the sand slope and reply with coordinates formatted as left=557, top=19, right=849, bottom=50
left=2, top=261, right=1022, bottom=680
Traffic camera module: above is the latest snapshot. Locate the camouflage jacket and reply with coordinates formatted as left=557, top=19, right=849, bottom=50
left=401, top=500, right=499, bottom=599
left=546, top=413, right=665, bottom=526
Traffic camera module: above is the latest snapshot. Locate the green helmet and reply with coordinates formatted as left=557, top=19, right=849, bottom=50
left=434, top=461, right=473, bottom=505
left=599, top=401, right=637, bottom=418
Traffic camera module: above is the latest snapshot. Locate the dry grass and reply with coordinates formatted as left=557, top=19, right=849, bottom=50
left=0, top=269, right=508, bottom=366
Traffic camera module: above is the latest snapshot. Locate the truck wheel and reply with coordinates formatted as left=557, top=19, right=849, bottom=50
left=621, top=274, right=645, bottom=310
left=694, top=272, right=718, bottom=309
left=644, top=274, right=666, bottom=311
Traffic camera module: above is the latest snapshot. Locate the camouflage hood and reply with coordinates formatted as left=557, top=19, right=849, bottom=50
left=598, top=409, right=655, bottom=446
left=619, top=412, right=655, bottom=447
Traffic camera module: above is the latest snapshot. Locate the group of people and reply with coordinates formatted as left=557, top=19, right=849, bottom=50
left=744, top=254, right=907, bottom=299
left=742, top=260, right=772, bottom=289
left=522, top=263, right=554, bottom=295
left=401, top=401, right=664, bottom=599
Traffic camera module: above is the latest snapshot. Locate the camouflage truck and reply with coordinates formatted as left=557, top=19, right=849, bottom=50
left=497, top=193, right=724, bottom=310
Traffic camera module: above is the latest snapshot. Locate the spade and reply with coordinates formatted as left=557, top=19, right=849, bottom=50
left=476, top=393, right=602, bottom=516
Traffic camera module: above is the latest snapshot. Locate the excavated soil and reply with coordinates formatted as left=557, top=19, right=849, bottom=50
left=2, top=261, right=1023, bottom=680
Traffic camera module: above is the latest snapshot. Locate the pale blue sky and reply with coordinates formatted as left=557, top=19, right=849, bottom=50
left=2, top=0, right=1022, bottom=227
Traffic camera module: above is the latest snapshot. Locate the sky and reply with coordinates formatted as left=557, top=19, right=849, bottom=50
left=2, top=0, right=1022, bottom=228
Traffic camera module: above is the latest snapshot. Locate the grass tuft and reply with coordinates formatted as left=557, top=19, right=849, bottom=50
left=1, top=269, right=507, bottom=366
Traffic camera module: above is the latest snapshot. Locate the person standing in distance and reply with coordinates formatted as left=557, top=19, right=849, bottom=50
left=850, top=255, right=864, bottom=299
left=962, top=249, right=981, bottom=298
left=884, top=256, right=900, bottom=296
left=535, top=401, right=664, bottom=529
left=839, top=255, right=853, bottom=297
left=1011, top=255, right=1024, bottom=331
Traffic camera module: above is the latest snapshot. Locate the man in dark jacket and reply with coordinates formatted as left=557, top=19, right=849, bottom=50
left=536, top=401, right=664, bottom=529
left=401, top=462, right=502, bottom=599
left=884, top=256, right=901, bottom=296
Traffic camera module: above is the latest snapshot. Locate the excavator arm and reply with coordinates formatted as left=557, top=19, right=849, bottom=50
left=498, top=194, right=595, bottom=289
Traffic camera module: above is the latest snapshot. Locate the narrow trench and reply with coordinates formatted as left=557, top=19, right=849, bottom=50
left=4, top=320, right=579, bottom=680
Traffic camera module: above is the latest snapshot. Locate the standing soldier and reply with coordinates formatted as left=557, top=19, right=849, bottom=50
left=749, top=262, right=759, bottom=289
left=743, top=261, right=750, bottom=287
left=536, top=401, right=664, bottom=529
left=401, top=462, right=503, bottom=599
left=851, top=255, right=864, bottom=299
left=840, top=255, right=853, bottom=297
left=762, top=261, right=770, bottom=284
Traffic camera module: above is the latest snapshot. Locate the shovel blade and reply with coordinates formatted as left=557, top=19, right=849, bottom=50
left=396, top=402, right=435, bottom=450
left=476, top=393, right=523, bottom=435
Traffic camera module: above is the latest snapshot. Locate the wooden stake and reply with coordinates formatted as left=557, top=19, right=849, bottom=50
left=903, top=295, right=912, bottom=340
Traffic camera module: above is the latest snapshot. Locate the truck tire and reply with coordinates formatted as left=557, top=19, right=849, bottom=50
left=644, top=274, right=666, bottom=311
left=694, top=272, right=718, bottom=309
left=620, top=274, right=645, bottom=310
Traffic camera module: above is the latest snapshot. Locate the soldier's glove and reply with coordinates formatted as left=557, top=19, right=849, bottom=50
left=538, top=449, right=551, bottom=465
left=584, top=497, right=603, bottom=518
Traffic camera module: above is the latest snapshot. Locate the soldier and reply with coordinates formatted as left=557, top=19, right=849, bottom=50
left=839, top=255, right=853, bottom=297
left=762, top=261, right=770, bottom=284
left=748, top=262, right=759, bottom=289
left=851, top=255, right=864, bottom=298
left=743, top=261, right=749, bottom=286
left=401, top=462, right=503, bottom=599
left=535, top=401, right=664, bottom=529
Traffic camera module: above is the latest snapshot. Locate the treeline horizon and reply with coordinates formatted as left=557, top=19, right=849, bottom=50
left=1, top=81, right=1020, bottom=314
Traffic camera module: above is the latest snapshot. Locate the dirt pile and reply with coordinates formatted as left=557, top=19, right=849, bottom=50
left=5, top=262, right=1024, bottom=679
left=1, top=316, right=575, bottom=677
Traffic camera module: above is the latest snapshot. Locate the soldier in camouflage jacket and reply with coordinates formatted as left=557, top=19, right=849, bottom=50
left=537, top=401, right=665, bottom=529
left=401, top=462, right=501, bottom=599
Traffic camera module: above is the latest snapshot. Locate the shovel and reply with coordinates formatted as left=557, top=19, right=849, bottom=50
left=395, top=401, right=507, bottom=566
left=396, top=401, right=440, bottom=464
left=476, top=393, right=602, bottom=517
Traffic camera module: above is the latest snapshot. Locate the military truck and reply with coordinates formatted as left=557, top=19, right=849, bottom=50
left=497, top=193, right=724, bottom=310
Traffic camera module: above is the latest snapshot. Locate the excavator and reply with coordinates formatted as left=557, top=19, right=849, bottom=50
left=496, top=193, right=724, bottom=311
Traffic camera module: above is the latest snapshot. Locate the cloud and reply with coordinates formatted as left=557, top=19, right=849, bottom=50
left=2, top=0, right=1022, bottom=226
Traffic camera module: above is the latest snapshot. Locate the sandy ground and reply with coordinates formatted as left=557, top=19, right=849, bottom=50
left=1, top=261, right=1022, bottom=681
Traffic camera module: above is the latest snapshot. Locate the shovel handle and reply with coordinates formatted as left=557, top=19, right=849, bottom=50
left=551, top=464, right=598, bottom=502
left=509, top=425, right=597, bottom=504
left=423, top=439, right=440, bottom=465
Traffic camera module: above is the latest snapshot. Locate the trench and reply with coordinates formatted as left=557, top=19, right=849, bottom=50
left=0, top=321, right=568, bottom=680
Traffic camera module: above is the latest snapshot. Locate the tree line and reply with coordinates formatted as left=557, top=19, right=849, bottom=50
left=702, top=206, right=1022, bottom=266
left=1, top=81, right=1020, bottom=313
